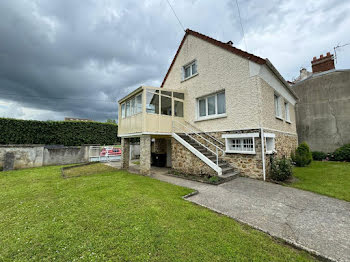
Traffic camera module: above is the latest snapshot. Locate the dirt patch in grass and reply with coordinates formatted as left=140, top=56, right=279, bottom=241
left=62, top=163, right=117, bottom=178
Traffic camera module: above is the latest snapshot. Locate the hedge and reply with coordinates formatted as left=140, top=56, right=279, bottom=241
left=0, top=118, right=120, bottom=146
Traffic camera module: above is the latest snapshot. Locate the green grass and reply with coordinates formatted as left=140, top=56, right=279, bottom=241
left=0, top=166, right=314, bottom=261
left=63, top=163, right=117, bottom=178
left=292, top=161, right=350, bottom=201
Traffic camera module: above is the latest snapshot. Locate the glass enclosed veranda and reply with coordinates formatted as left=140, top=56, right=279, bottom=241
left=118, top=86, right=185, bottom=137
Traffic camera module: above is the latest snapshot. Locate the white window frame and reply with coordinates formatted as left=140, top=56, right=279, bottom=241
left=182, top=60, right=197, bottom=81
left=274, top=93, right=282, bottom=119
left=121, top=92, right=143, bottom=119
left=197, top=91, right=226, bottom=121
left=222, top=133, right=259, bottom=154
left=264, top=133, right=276, bottom=154
left=284, top=102, right=290, bottom=123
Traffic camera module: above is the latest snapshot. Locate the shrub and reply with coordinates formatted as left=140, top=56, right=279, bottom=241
left=333, top=144, right=350, bottom=162
left=270, top=156, right=293, bottom=182
left=291, top=142, right=312, bottom=167
left=0, top=118, right=120, bottom=146
left=208, top=176, right=219, bottom=183
left=312, top=151, right=327, bottom=161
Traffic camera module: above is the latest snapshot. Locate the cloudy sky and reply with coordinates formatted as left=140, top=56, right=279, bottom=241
left=0, top=0, right=349, bottom=122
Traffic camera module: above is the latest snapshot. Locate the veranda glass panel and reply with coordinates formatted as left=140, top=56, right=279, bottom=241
left=173, top=92, right=184, bottom=100
left=136, top=94, right=142, bottom=113
left=131, top=98, right=135, bottom=115
left=146, top=91, right=159, bottom=114
left=199, top=99, right=206, bottom=117
left=217, top=92, right=226, bottom=114
left=121, top=103, right=125, bottom=118
left=126, top=101, right=130, bottom=117
left=161, top=96, right=172, bottom=116
left=208, top=96, right=216, bottom=115
left=174, top=100, right=183, bottom=117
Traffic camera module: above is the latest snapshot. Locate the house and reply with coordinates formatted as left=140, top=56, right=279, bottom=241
left=118, top=29, right=298, bottom=180
left=290, top=52, right=350, bottom=152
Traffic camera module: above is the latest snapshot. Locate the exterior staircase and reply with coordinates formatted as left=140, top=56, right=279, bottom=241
left=178, top=133, right=239, bottom=179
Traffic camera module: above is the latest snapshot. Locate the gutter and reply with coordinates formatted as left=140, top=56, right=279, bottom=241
left=261, top=127, right=266, bottom=181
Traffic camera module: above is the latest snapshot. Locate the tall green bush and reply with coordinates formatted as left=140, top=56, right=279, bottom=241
left=291, top=142, right=312, bottom=167
left=333, top=144, right=350, bottom=162
left=0, top=118, right=119, bottom=146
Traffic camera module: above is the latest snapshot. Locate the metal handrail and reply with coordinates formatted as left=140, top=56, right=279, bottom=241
left=172, top=120, right=224, bottom=165
left=173, top=120, right=225, bottom=154
left=185, top=120, right=225, bottom=147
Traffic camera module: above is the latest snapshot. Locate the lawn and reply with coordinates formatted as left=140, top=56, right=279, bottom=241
left=292, top=161, right=350, bottom=201
left=0, top=165, right=314, bottom=261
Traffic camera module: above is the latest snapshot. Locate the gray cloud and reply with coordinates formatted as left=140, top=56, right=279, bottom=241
left=0, top=0, right=349, bottom=121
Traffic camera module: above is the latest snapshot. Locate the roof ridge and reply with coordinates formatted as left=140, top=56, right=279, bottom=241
left=161, top=28, right=266, bottom=87
left=185, top=29, right=266, bottom=64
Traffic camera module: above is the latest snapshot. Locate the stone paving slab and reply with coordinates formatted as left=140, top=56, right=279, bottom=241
left=151, top=173, right=350, bottom=262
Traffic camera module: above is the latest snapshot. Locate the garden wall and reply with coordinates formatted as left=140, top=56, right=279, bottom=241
left=0, top=145, right=95, bottom=170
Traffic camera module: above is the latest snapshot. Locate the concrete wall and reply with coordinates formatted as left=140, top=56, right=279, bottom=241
left=0, top=145, right=44, bottom=169
left=43, top=146, right=89, bottom=166
left=0, top=145, right=94, bottom=170
left=292, top=70, right=350, bottom=152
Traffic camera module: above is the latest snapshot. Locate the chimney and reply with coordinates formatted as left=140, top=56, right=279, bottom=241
left=226, top=40, right=233, bottom=46
left=299, top=68, right=309, bottom=80
left=311, top=52, right=335, bottom=73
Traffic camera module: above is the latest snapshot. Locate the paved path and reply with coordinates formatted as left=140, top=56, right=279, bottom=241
left=151, top=173, right=350, bottom=262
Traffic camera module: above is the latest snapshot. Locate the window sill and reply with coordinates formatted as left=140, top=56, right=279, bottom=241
left=195, top=114, right=227, bottom=122
left=275, top=116, right=284, bottom=121
left=181, top=72, right=198, bottom=83
left=225, top=150, right=256, bottom=155
left=286, top=120, right=292, bottom=124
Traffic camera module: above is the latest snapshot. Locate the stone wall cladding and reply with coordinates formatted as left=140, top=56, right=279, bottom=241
left=140, top=135, right=151, bottom=175
left=171, top=138, right=216, bottom=176
left=121, top=138, right=130, bottom=169
left=152, top=138, right=167, bottom=154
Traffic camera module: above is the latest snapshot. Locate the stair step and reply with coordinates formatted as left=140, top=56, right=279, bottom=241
left=222, top=167, right=235, bottom=174
left=220, top=170, right=240, bottom=179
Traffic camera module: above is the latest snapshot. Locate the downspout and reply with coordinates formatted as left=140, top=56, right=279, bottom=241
left=261, top=127, right=266, bottom=181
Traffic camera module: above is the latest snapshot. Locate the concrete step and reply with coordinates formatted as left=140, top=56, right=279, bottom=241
left=220, top=170, right=240, bottom=179
left=222, top=166, right=236, bottom=174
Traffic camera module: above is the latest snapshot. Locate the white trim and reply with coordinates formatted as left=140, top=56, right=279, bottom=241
left=261, top=128, right=266, bottom=181
left=222, top=133, right=259, bottom=138
left=172, top=133, right=222, bottom=176
left=181, top=72, right=198, bottom=82
left=263, top=133, right=275, bottom=138
left=118, top=132, right=172, bottom=138
left=195, top=114, right=227, bottom=122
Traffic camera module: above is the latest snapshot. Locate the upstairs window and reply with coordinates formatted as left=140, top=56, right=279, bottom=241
left=285, top=102, right=290, bottom=122
left=121, top=103, right=125, bottom=119
left=274, top=94, right=282, bottom=119
left=182, top=60, right=197, bottom=80
left=197, top=91, right=226, bottom=120
left=121, top=93, right=143, bottom=119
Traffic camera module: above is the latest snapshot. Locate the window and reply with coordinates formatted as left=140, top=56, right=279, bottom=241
left=121, top=103, right=125, bottom=119
left=136, top=94, right=142, bottom=113
left=222, top=133, right=259, bottom=154
left=126, top=101, right=130, bottom=117
left=264, top=133, right=276, bottom=154
left=173, top=92, right=184, bottom=100
left=146, top=91, right=159, bottom=114
left=121, top=93, right=142, bottom=119
left=274, top=94, right=282, bottom=118
left=174, top=100, right=183, bottom=117
left=183, top=60, right=197, bottom=80
left=197, top=91, right=226, bottom=119
left=285, top=102, right=290, bottom=122
left=161, top=96, right=172, bottom=116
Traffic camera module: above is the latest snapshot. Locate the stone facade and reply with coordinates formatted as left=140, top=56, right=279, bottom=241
left=152, top=138, right=167, bottom=154
left=121, top=138, right=130, bottom=169
left=171, top=138, right=216, bottom=176
left=171, top=128, right=298, bottom=180
left=140, top=135, right=151, bottom=175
